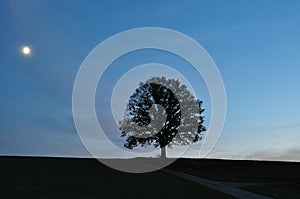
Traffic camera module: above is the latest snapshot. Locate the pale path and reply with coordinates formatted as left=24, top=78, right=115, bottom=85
left=163, top=169, right=274, bottom=199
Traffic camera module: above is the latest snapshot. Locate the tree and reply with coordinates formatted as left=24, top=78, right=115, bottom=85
left=119, top=77, right=206, bottom=158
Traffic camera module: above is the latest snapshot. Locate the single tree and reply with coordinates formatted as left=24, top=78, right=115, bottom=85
left=119, top=77, right=206, bottom=158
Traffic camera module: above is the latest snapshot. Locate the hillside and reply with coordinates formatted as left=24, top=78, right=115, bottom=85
left=1, top=156, right=300, bottom=198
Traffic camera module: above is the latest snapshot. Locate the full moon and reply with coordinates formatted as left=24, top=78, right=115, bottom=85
left=22, top=46, right=31, bottom=55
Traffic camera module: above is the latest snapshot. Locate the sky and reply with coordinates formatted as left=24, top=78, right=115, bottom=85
left=1, top=0, right=300, bottom=161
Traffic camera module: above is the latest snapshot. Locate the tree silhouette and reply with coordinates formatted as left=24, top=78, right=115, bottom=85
left=119, top=77, right=206, bottom=158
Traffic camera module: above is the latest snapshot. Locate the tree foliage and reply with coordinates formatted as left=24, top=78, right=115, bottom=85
left=119, top=77, right=206, bottom=157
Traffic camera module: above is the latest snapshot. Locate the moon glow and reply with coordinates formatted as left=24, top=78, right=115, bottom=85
left=22, top=46, right=31, bottom=55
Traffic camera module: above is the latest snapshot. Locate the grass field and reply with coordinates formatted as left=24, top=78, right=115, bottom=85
left=0, top=157, right=233, bottom=199
left=168, top=158, right=300, bottom=198
left=168, top=158, right=300, bottom=183
left=1, top=156, right=300, bottom=199
left=244, top=183, right=300, bottom=199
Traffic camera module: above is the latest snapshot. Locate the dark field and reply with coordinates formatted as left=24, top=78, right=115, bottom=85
left=1, top=156, right=300, bottom=199
left=169, top=158, right=300, bottom=198
left=0, top=156, right=232, bottom=199
left=169, top=158, right=300, bottom=183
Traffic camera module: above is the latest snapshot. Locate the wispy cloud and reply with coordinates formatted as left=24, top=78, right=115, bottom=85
left=245, top=147, right=300, bottom=162
left=208, top=145, right=300, bottom=162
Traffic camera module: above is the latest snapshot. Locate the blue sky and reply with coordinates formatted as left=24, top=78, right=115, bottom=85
left=1, top=0, right=300, bottom=161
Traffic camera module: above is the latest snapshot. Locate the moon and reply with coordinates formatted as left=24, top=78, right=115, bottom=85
left=22, top=46, right=31, bottom=56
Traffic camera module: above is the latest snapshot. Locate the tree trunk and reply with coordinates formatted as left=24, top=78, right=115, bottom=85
left=160, top=146, right=166, bottom=159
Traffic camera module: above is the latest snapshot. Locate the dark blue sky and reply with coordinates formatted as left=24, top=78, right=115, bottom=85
left=1, top=0, right=300, bottom=161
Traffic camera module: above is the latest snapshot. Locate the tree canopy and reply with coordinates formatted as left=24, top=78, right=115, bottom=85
left=119, top=77, right=206, bottom=158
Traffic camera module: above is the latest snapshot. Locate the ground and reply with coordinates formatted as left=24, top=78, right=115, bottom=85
left=168, top=158, right=300, bottom=198
left=0, top=157, right=232, bottom=199
left=1, top=157, right=300, bottom=199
